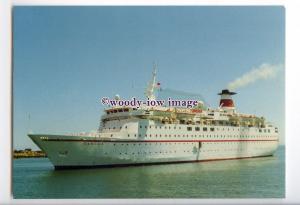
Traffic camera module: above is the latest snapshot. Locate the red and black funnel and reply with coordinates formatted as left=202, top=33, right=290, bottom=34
left=218, top=89, right=237, bottom=108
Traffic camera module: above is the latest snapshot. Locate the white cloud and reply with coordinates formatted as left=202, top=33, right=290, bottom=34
left=227, top=63, right=283, bottom=91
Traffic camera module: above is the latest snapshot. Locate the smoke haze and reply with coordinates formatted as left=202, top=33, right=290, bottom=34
left=227, top=63, right=283, bottom=91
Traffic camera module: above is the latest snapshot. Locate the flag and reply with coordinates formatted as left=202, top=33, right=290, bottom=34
left=156, top=82, right=162, bottom=91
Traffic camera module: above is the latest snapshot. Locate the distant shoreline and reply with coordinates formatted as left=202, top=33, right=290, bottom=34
left=13, top=149, right=46, bottom=159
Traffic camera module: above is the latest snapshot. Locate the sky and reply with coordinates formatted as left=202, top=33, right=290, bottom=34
left=13, top=6, right=285, bottom=149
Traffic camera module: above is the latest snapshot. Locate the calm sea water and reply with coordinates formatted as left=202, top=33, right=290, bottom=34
left=13, top=146, right=285, bottom=199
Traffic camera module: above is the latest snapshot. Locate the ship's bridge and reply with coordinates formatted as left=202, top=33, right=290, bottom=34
left=103, top=107, right=145, bottom=120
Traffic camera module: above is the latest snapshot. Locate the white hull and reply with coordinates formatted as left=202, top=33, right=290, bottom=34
left=29, top=131, right=278, bottom=169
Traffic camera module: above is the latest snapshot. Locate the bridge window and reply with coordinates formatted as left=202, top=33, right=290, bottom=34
left=187, top=127, right=192, bottom=131
left=195, top=127, right=200, bottom=131
left=203, top=127, right=207, bottom=131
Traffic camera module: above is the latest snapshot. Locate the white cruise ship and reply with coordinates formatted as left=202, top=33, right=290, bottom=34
left=29, top=66, right=279, bottom=169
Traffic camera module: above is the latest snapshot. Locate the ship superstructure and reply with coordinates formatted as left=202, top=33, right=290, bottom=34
left=29, top=65, right=279, bottom=169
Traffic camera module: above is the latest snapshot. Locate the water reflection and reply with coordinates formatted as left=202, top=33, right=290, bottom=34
left=13, top=146, right=285, bottom=198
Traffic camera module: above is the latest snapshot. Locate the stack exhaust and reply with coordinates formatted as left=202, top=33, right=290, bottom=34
left=218, top=89, right=236, bottom=111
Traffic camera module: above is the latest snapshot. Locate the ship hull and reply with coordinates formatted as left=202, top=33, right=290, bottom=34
left=54, top=155, right=273, bottom=170
left=29, top=134, right=279, bottom=170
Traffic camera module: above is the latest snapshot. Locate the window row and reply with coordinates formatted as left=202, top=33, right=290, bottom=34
left=102, top=125, right=273, bottom=133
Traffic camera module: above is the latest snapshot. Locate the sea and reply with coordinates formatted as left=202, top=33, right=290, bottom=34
left=13, top=146, right=285, bottom=199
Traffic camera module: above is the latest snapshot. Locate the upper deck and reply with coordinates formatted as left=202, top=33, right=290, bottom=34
left=100, top=105, right=271, bottom=130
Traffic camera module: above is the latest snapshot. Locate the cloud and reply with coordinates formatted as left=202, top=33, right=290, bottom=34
left=227, top=63, right=283, bottom=91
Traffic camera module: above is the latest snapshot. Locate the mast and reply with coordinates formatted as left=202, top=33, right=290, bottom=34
left=145, top=63, right=157, bottom=100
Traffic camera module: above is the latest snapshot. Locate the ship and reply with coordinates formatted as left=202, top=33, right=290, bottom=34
left=29, top=65, right=279, bottom=169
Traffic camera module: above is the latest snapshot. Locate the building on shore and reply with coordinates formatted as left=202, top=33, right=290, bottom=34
left=13, top=148, right=46, bottom=158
